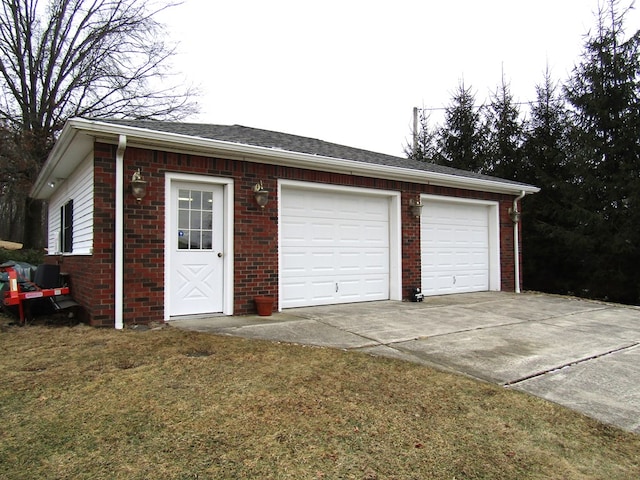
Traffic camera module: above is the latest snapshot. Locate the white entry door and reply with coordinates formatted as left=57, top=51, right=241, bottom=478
left=169, top=182, right=224, bottom=316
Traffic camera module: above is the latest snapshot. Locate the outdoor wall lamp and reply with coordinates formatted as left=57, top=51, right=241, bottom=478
left=48, top=177, right=64, bottom=189
left=508, top=207, right=521, bottom=223
left=409, top=197, right=423, bottom=218
left=131, top=168, right=147, bottom=203
left=253, top=180, right=269, bottom=208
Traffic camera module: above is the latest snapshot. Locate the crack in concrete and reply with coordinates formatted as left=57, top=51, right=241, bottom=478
left=503, top=342, right=640, bottom=387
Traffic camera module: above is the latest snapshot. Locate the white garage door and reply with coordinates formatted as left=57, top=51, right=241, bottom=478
left=281, top=188, right=390, bottom=308
left=421, top=200, right=490, bottom=296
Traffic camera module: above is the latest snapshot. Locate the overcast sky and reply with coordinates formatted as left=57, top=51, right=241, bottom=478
left=158, top=0, right=639, bottom=156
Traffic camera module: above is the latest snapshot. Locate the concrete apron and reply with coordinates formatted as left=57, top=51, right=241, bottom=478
left=172, top=291, right=640, bottom=434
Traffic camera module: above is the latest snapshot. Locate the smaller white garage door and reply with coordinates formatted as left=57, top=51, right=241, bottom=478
left=281, top=187, right=390, bottom=308
left=421, top=199, right=491, bottom=296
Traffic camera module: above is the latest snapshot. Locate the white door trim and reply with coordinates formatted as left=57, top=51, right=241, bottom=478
left=278, top=179, right=402, bottom=310
left=420, top=194, right=501, bottom=292
left=164, top=173, right=234, bottom=319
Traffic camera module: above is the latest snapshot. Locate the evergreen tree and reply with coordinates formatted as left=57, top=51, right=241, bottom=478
left=437, top=81, right=487, bottom=172
left=405, top=109, right=439, bottom=162
left=483, top=75, right=525, bottom=180
left=521, top=71, right=581, bottom=295
left=563, top=0, right=640, bottom=302
left=404, top=0, right=640, bottom=305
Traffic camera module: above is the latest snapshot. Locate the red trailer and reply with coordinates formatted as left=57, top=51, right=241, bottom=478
left=1, top=264, right=76, bottom=324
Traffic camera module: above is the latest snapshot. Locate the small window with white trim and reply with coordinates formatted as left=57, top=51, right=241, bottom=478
left=60, top=199, right=73, bottom=253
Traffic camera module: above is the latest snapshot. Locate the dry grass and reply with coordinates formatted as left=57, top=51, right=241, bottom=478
left=1, top=316, right=639, bottom=479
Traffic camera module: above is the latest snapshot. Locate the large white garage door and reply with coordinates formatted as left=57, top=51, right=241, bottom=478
left=281, top=188, right=390, bottom=308
left=421, top=200, right=490, bottom=296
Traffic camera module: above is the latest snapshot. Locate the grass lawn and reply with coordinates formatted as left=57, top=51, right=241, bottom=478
left=1, top=316, right=639, bottom=479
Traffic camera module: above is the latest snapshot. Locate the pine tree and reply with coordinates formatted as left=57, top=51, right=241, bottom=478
left=521, top=71, right=581, bottom=295
left=563, top=0, right=640, bottom=302
left=437, top=81, right=487, bottom=172
left=483, top=75, right=525, bottom=180
left=405, top=109, right=439, bottom=162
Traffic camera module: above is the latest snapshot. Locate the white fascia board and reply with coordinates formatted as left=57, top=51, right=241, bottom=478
left=31, top=124, right=76, bottom=199
left=31, top=120, right=94, bottom=199
left=41, top=118, right=540, bottom=198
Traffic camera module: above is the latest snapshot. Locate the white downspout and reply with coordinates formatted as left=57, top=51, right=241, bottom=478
left=115, top=135, right=127, bottom=329
left=510, top=191, right=526, bottom=294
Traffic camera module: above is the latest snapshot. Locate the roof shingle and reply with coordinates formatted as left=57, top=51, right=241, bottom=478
left=97, top=119, right=533, bottom=189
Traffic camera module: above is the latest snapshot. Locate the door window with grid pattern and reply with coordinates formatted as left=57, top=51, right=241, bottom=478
left=177, top=189, right=214, bottom=250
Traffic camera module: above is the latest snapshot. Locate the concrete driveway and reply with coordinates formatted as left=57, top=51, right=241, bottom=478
left=173, top=291, right=640, bottom=434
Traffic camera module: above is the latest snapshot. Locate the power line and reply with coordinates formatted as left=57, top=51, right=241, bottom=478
left=417, top=99, right=566, bottom=112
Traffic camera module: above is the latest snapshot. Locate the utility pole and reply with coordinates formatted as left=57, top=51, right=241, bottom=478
left=413, top=107, right=418, bottom=152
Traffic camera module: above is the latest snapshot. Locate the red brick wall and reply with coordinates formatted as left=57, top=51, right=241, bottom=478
left=54, top=142, right=520, bottom=326
left=500, top=202, right=516, bottom=292
left=402, top=188, right=422, bottom=300
left=499, top=203, right=523, bottom=292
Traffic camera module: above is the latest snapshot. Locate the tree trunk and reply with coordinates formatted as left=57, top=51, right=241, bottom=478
left=0, top=194, right=25, bottom=243
left=22, top=198, right=46, bottom=249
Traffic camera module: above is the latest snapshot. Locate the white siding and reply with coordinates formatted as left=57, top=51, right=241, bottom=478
left=47, top=153, right=94, bottom=254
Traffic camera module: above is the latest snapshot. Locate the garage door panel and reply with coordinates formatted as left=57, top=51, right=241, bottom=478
left=422, top=201, right=490, bottom=296
left=422, top=274, right=489, bottom=294
left=281, top=188, right=391, bottom=308
left=282, top=220, right=388, bottom=247
left=425, top=203, right=487, bottom=224
left=423, top=271, right=488, bottom=294
left=281, top=220, right=306, bottom=243
left=423, top=252, right=452, bottom=269
left=281, top=274, right=388, bottom=308
left=282, top=190, right=389, bottom=221
left=338, top=277, right=388, bottom=300
left=339, top=224, right=361, bottom=243
left=282, top=247, right=389, bottom=277
left=362, top=224, right=388, bottom=245
left=281, top=278, right=335, bottom=306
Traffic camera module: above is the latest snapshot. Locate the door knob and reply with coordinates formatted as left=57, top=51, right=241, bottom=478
left=217, top=252, right=223, bottom=258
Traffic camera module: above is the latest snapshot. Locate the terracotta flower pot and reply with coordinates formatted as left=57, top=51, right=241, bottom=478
left=254, top=296, right=274, bottom=316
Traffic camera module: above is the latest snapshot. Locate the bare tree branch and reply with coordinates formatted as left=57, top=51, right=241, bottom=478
left=0, top=0, right=198, bottom=140
left=0, top=0, right=199, bottom=247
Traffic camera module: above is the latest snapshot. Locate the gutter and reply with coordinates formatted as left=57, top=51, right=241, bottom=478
left=510, top=191, right=526, bottom=293
left=64, top=119, right=540, bottom=197
left=115, top=135, right=127, bottom=329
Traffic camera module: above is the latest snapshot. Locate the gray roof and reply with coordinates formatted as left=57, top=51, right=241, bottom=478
left=97, top=118, right=534, bottom=189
